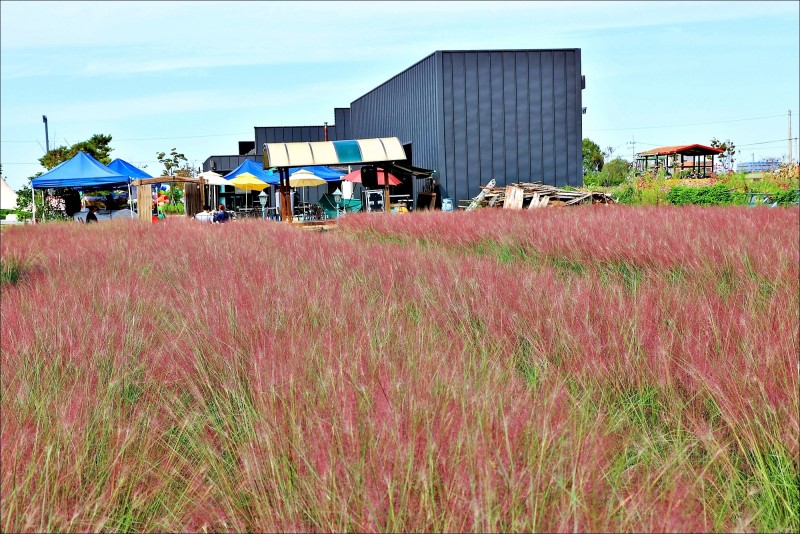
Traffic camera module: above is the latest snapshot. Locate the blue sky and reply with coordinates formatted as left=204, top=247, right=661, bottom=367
left=1, top=0, right=798, bottom=191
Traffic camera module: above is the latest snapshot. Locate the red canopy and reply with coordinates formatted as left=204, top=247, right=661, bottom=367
left=342, top=167, right=402, bottom=186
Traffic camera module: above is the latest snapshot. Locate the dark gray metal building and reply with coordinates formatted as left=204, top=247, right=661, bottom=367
left=204, top=49, right=584, bottom=208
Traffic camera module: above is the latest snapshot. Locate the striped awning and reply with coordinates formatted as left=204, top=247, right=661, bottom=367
left=263, top=137, right=407, bottom=168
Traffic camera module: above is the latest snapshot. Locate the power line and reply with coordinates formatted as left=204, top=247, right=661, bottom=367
left=585, top=113, right=786, bottom=132
left=738, top=137, right=799, bottom=147
left=749, top=146, right=795, bottom=152
left=1, top=131, right=252, bottom=144
left=116, top=132, right=251, bottom=141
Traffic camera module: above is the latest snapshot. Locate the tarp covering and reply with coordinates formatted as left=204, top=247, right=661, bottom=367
left=197, top=170, right=228, bottom=186
left=31, top=151, right=129, bottom=189
left=108, top=158, right=152, bottom=179
left=1, top=177, right=18, bottom=210
left=387, top=161, right=436, bottom=177
left=317, top=193, right=361, bottom=219
left=224, top=159, right=279, bottom=184
left=342, top=167, right=402, bottom=185
left=263, top=137, right=406, bottom=168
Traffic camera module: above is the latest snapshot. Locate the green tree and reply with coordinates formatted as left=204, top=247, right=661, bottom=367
left=39, top=134, right=114, bottom=169
left=583, top=138, right=604, bottom=175
left=710, top=137, right=736, bottom=172
left=16, top=134, right=115, bottom=218
left=157, top=148, right=192, bottom=178
left=601, top=157, right=631, bottom=186
left=156, top=148, right=192, bottom=205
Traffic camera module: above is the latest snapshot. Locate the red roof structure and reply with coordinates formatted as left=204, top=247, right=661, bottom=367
left=635, top=143, right=724, bottom=177
left=637, top=144, right=724, bottom=157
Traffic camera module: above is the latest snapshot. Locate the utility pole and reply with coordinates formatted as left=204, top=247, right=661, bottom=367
left=42, top=115, right=49, bottom=153
left=627, top=136, right=636, bottom=165
left=789, top=110, right=793, bottom=165
left=35, top=115, right=50, bottom=225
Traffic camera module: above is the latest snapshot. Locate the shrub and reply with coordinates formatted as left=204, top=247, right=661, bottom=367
left=0, top=209, right=31, bottom=221
left=161, top=202, right=185, bottom=215
left=773, top=189, right=800, bottom=206
left=584, top=158, right=630, bottom=187
left=583, top=171, right=603, bottom=187
left=612, top=184, right=636, bottom=204
left=667, top=183, right=738, bottom=206
left=601, top=157, right=631, bottom=186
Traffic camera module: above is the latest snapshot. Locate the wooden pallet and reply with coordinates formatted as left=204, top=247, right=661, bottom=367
left=460, top=181, right=616, bottom=209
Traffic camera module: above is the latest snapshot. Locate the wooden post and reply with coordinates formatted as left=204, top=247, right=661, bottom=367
left=281, top=167, right=292, bottom=223
left=384, top=167, right=390, bottom=213
left=136, top=184, right=152, bottom=222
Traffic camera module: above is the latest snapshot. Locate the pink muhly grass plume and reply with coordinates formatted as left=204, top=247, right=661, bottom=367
left=0, top=207, right=797, bottom=532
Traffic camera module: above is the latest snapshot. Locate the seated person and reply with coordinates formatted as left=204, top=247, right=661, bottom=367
left=212, top=204, right=230, bottom=224
left=195, top=204, right=213, bottom=223
left=86, top=205, right=99, bottom=223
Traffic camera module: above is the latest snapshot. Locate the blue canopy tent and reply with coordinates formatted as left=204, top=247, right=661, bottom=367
left=107, top=158, right=152, bottom=180
left=32, top=151, right=128, bottom=189
left=286, top=166, right=345, bottom=181
left=108, top=158, right=152, bottom=212
left=224, top=159, right=278, bottom=183
left=223, top=160, right=278, bottom=211
left=30, top=152, right=129, bottom=223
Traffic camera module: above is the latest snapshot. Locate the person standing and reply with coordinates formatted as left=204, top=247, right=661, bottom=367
left=86, top=205, right=99, bottom=223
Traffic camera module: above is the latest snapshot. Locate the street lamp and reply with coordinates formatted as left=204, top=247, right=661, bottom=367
left=333, top=187, right=343, bottom=218
left=258, top=190, right=268, bottom=220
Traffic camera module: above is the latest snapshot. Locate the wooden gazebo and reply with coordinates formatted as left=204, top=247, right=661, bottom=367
left=635, top=144, right=724, bottom=177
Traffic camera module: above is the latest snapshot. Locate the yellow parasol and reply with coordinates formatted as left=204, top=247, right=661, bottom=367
left=228, top=172, right=269, bottom=211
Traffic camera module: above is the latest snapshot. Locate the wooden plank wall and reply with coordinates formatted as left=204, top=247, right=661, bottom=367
left=137, top=185, right=152, bottom=222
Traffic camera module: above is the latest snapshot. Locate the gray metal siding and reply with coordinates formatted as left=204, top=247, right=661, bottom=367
left=349, top=53, right=440, bottom=173
left=554, top=52, right=568, bottom=186
left=529, top=53, right=543, bottom=184
left=202, top=155, right=259, bottom=174
left=434, top=49, right=582, bottom=197
left=451, top=54, right=467, bottom=203
left=515, top=52, right=531, bottom=184
left=255, top=126, right=337, bottom=154
left=464, top=53, right=481, bottom=207
left=541, top=51, right=556, bottom=187
left=333, top=108, right=351, bottom=140
left=502, top=52, right=517, bottom=183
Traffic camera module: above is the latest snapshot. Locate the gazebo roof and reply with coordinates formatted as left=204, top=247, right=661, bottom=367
left=637, top=144, right=724, bottom=157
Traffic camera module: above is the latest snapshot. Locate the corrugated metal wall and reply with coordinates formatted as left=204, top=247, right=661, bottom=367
left=348, top=49, right=582, bottom=203
left=255, top=125, right=337, bottom=150
left=333, top=108, right=351, bottom=140
left=350, top=53, right=442, bottom=173
left=438, top=49, right=582, bottom=201
left=202, top=155, right=259, bottom=174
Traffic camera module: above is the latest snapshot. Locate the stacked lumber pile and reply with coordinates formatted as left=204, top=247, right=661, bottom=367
left=461, top=181, right=616, bottom=210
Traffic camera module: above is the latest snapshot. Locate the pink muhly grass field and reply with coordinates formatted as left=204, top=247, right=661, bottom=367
left=1, top=206, right=798, bottom=533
